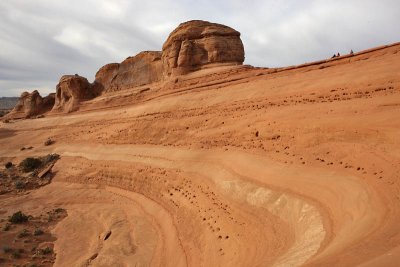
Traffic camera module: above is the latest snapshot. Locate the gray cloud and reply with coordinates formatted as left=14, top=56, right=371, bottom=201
left=0, top=0, right=399, bottom=96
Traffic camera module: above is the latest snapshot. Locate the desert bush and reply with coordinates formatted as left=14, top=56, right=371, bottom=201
left=3, top=246, right=12, bottom=253
left=19, top=157, right=42, bottom=172
left=39, top=247, right=53, bottom=255
left=2, top=223, right=10, bottom=231
left=9, top=211, right=28, bottom=224
left=42, top=154, right=60, bottom=165
left=34, top=228, right=44, bottom=236
left=5, top=162, right=13, bottom=169
left=15, top=180, right=25, bottom=189
left=11, top=251, right=21, bottom=259
left=18, top=229, right=30, bottom=238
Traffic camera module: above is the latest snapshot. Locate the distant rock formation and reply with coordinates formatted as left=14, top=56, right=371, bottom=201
left=93, top=20, right=245, bottom=92
left=52, top=75, right=97, bottom=113
left=162, top=20, right=245, bottom=77
left=95, top=51, right=163, bottom=93
left=5, top=90, right=55, bottom=119
left=11, top=20, right=246, bottom=115
left=0, top=97, right=19, bottom=110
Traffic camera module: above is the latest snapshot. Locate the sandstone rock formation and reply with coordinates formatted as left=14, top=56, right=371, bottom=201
left=94, top=51, right=163, bottom=93
left=162, top=20, right=245, bottom=77
left=52, top=75, right=96, bottom=113
left=5, top=90, right=55, bottom=119
left=79, top=20, right=245, bottom=96
left=10, top=20, right=246, bottom=115
left=92, top=63, right=120, bottom=93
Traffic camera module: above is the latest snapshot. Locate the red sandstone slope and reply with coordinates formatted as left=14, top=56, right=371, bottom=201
left=0, top=20, right=399, bottom=267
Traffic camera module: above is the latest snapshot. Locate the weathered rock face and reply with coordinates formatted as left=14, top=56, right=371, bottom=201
left=94, top=51, right=163, bottom=93
left=113, top=51, right=163, bottom=90
left=6, top=90, right=55, bottom=119
left=162, top=20, right=245, bottom=77
left=91, top=21, right=244, bottom=92
left=52, top=75, right=95, bottom=113
left=92, top=63, right=120, bottom=93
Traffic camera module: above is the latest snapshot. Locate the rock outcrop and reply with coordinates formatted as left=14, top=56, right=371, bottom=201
left=94, top=51, right=163, bottom=93
left=52, top=75, right=96, bottom=113
left=5, top=90, right=55, bottom=119
left=162, top=20, right=245, bottom=77
left=11, top=20, right=246, bottom=116
left=91, top=20, right=244, bottom=93
left=92, top=63, right=120, bottom=93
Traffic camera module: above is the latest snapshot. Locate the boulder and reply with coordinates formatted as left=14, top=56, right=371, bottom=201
left=52, top=75, right=96, bottom=113
left=5, top=90, right=55, bottom=119
left=162, top=20, right=245, bottom=77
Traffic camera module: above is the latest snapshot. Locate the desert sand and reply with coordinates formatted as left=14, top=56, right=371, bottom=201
left=1, top=20, right=400, bottom=266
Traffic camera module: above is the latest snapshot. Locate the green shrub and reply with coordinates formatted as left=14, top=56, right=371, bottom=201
left=19, top=157, right=42, bottom=172
left=9, top=211, right=28, bottom=224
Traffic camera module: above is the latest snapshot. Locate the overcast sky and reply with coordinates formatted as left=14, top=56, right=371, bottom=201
left=1, top=0, right=399, bottom=97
